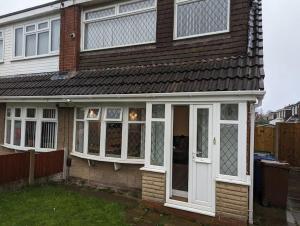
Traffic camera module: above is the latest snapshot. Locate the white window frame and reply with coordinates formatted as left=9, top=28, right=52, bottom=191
left=12, top=17, right=60, bottom=60
left=72, top=106, right=146, bottom=164
left=216, top=102, right=248, bottom=183
left=4, top=106, right=58, bottom=152
left=0, top=30, right=4, bottom=62
left=81, top=0, right=157, bottom=52
left=174, top=0, right=231, bottom=40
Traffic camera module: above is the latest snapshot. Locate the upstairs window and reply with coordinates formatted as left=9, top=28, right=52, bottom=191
left=83, top=0, right=157, bottom=50
left=0, top=31, right=3, bottom=62
left=14, top=18, right=60, bottom=58
left=175, top=0, right=230, bottom=39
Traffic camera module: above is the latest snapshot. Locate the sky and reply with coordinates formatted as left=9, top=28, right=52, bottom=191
left=0, top=0, right=300, bottom=112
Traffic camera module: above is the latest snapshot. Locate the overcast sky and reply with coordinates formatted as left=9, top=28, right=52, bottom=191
left=0, top=0, right=299, bottom=112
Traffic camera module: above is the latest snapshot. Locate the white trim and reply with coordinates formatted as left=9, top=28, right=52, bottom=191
left=174, top=0, right=231, bottom=40
left=172, top=189, right=188, bottom=198
left=0, top=91, right=266, bottom=103
left=215, top=176, right=251, bottom=187
left=140, top=166, right=166, bottom=174
left=81, top=0, right=157, bottom=51
left=164, top=202, right=215, bottom=217
left=0, top=30, right=4, bottom=62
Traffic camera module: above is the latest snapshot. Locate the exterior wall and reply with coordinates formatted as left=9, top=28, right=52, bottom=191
left=78, top=0, right=250, bottom=70
left=216, top=182, right=249, bottom=222
left=142, top=171, right=166, bottom=203
left=57, top=107, right=74, bottom=153
left=69, top=156, right=142, bottom=191
left=0, top=14, right=60, bottom=76
left=59, top=5, right=81, bottom=72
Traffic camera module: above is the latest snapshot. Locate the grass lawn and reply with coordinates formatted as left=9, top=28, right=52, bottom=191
left=0, top=184, right=127, bottom=226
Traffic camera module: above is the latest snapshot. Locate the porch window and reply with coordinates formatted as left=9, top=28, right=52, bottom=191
left=83, top=0, right=157, bottom=50
left=175, top=0, right=230, bottom=39
left=13, top=18, right=60, bottom=58
left=0, top=31, right=3, bottom=62
left=73, top=106, right=146, bottom=163
left=5, top=107, right=58, bottom=151
left=219, top=103, right=246, bottom=180
left=150, top=104, right=165, bottom=167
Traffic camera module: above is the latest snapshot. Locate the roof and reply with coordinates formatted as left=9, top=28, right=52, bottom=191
left=0, top=0, right=264, bottom=97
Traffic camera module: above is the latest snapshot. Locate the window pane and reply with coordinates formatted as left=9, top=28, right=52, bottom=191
left=87, top=108, right=100, bottom=119
left=25, top=34, right=36, bottom=57
left=197, top=109, right=208, bottom=158
left=15, top=108, right=21, bottom=117
left=85, top=7, right=115, bottom=20
left=41, top=122, right=56, bottom=149
left=25, top=121, right=36, bottom=147
left=51, top=19, right=60, bottom=52
left=128, top=108, right=146, bottom=121
left=151, top=121, right=164, bottom=166
left=128, top=123, right=145, bottom=159
left=84, top=11, right=156, bottom=49
left=0, top=40, right=3, bottom=61
left=106, top=108, right=122, bottom=120
left=26, top=108, right=36, bottom=118
left=76, top=108, right=85, bottom=119
left=152, top=104, right=165, bottom=118
left=119, top=0, right=155, bottom=13
left=6, top=120, right=11, bottom=144
left=6, top=108, right=11, bottom=117
left=105, top=123, right=122, bottom=158
left=75, top=121, right=84, bottom=153
left=26, top=25, right=35, bottom=32
left=88, top=121, right=101, bottom=155
left=13, top=120, right=22, bottom=146
left=177, top=0, right=229, bottom=38
left=221, top=104, right=239, bottom=121
left=220, top=124, right=238, bottom=176
left=38, top=22, right=48, bottom=30
left=15, top=28, right=23, bottom=57
left=43, top=109, right=56, bottom=118
left=38, top=31, right=49, bottom=55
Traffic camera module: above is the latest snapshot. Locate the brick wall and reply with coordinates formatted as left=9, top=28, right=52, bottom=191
left=69, top=157, right=142, bottom=191
left=59, top=5, right=81, bottom=72
left=216, top=182, right=249, bottom=222
left=142, top=171, right=166, bottom=203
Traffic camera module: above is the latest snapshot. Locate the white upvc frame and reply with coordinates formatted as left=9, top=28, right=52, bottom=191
left=81, top=0, right=157, bottom=52
left=173, top=0, right=231, bottom=40
left=12, top=17, right=60, bottom=60
left=0, top=30, right=4, bottom=62
left=4, top=106, right=58, bottom=152
left=72, top=105, right=146, bottom=164
left=215, top=102, right=248, bottom=183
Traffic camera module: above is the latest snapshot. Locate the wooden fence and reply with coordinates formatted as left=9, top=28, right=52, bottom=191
left=0, top=150, right=64, bottom=185
left=255, top=123, right=300, bottom=166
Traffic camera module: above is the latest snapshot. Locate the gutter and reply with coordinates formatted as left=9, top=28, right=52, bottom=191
left=0, top=90, right=266, bottom=103
left=248, top=97, right=263, bottom=224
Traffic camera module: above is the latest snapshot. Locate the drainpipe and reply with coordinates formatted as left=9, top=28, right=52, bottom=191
left=249, top=98, right=262, bottom=224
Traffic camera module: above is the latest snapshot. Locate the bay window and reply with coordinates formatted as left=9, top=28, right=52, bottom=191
left=5, top=107, right=58, bottom=150
left=0, top=31, right=3, bottom=62
left=175, top=0, right=230, bottom=39
left=83, top=0, right=157, bottom=50
left=73, top=106, right=146, bottom=163
left=14, top=18, right=60, bottom=58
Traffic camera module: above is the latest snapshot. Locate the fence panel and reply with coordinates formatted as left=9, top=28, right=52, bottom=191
left=0, top=152, right=30, bottom=185
left=255, top=126, right=276, bottom=154
left=34, top=150, right=64, bottom=178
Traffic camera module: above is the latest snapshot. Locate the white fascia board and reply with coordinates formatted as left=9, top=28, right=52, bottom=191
left=0, top=91, right=266, bottom=103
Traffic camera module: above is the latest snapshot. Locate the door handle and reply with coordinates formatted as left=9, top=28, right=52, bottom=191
left=213, top=137, right=216, bottom=145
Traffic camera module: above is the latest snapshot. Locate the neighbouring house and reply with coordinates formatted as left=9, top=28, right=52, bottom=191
left=0, top=0, right=264, bottom=225
left=276, top=106, right=292, bottom=121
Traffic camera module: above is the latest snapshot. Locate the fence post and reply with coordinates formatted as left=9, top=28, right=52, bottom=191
left=275, top=123, right=280, bottom=159
left=63, top=148, right=68, bottom=180
left=28, top=149, right=35, bottom=185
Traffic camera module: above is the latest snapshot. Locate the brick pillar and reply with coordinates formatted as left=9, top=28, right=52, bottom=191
left=59, top=5, right=81, bottom=72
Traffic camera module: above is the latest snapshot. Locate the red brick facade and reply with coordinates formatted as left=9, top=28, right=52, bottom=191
left=59, top=5, right=81, bottom=72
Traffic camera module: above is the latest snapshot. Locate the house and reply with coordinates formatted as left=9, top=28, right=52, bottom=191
left=0, top=0, right=264, bottom=225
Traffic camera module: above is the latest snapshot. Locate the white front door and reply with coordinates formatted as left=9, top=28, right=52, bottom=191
left=189, top=105, right=215, bottom=214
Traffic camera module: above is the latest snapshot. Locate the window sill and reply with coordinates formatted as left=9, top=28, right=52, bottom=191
left=140, top=167, right=166, bottom=174
left=215, top=176, right=251, bottom=187
left=71, top=151, right=145, bottom=165
left=11, top=53, right=59, bottom=62
left=2, top=144, right=56, bottom=152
